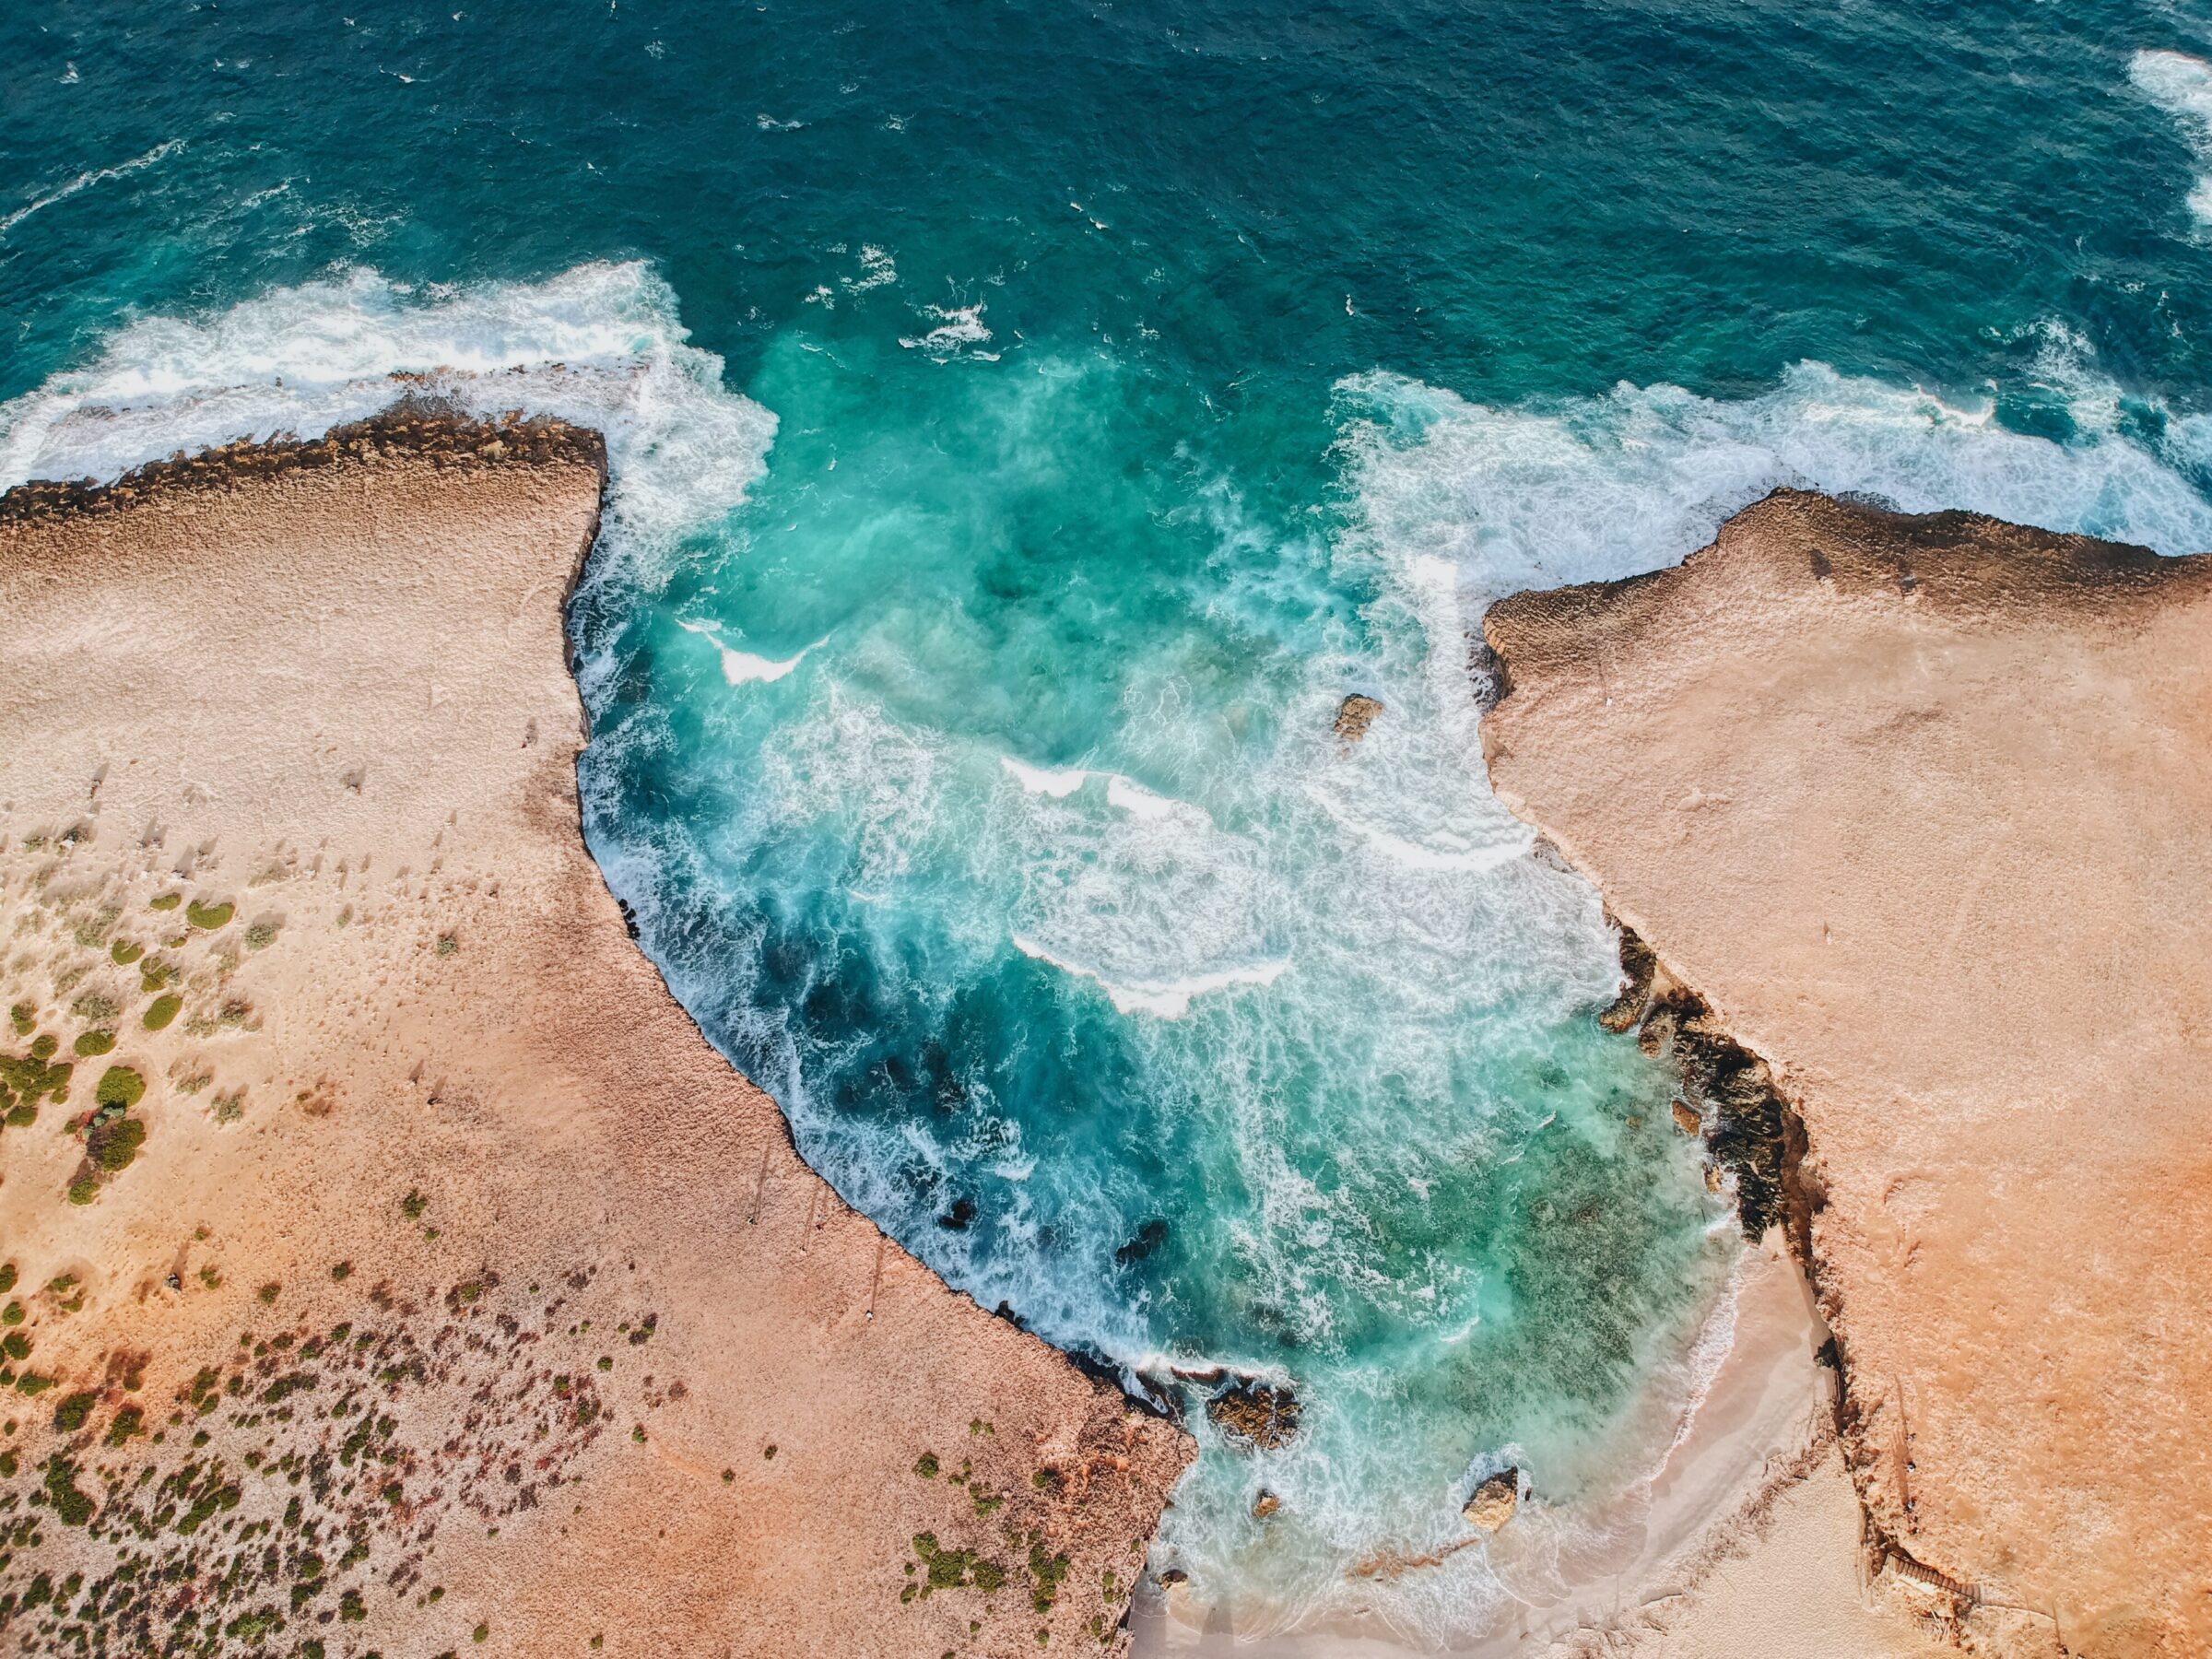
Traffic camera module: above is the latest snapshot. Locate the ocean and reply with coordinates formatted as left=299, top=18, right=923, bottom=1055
left=6, top=0, right=2212, bottom=1641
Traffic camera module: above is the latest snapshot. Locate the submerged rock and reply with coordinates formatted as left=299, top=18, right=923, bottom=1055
left=1114, top=1218, right=1170, bottom=1266
left=1206, top=1380, right=1301, bottom=1450
left=1462, top=1468, right=1519, bottom=1531
left=1333, top=693, right=1384, bottom=745
left=935, top=1195, right=977, bottom=1230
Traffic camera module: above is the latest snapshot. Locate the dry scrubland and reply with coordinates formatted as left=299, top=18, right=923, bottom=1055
left=1482, top=490, right=2212, bottom=1659
left=0, top=416, right=1189, bottom=1658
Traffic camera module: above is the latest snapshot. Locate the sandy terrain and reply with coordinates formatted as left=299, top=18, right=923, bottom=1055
left=1481, top=489, right=2212, bottom=1656
left=1134, top=1232, right=1950, bottom=1659
left=0, top=416, right=1190, bottom=1656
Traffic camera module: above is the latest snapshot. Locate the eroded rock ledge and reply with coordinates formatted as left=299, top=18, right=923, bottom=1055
left=1480, top=489, right=2212, bottom=1657
left=0, top=414, right=1190, bottom=1656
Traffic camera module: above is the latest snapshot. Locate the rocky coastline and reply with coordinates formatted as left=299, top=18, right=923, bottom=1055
left=0, top=412, right=1191, bottom=1656
left=1480, top=488, right=2212, bottom=1656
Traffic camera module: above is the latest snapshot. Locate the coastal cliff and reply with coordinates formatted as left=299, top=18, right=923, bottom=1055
left=0, top=415, right=1189, bottom=1656
left=1480, top=490, right=2212, bottom=1657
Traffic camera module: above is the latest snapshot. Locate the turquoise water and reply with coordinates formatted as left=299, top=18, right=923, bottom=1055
left=10, top=1, right=2212, bottom=1640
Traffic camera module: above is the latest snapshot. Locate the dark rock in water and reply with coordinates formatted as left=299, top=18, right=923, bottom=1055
left=1251, top=1489, right=1281, bottom=1519
left=1206, top=1379, right=1300, bottom=1450
left=1131, top=1371, right=1183, bottom=1419
left=1672, top=1002, right=1792, bottom=1240
left=617, top=898, right=641, bottom=940
left=1158, top=1569, right=1189, bottom=1587
left=1596, top=921, right=1657, bottom=1031
left=1114, top=1218, right=1169, bottom=1266
left=1333, top=693, right=1384, bottom=745
left=936, top=1195, right=977, bottom=1231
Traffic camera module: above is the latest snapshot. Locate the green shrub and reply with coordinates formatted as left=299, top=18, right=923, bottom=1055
left=94, top=1065, right=145, bottom=1109
left=244, top=921, right=280, bottom=950
left=1, top=1301, right=21, bottom=1325
left=65, top=1177, right=99, bottom=1206
left=2, top=1332, right=28, bottom=1361
left=142, top=994, right=182, bottom=1031
left=73, top=1030, right=114, bottom=1057
left=914, top=1451, right=940, bottom=1478
left=89, top=1114, right=146, bottom=1173
left=41, top=1456, right=92, bottom=1526
left=29, top=1035, right=56, bottom=1062
left=6, top=1004, right=30, bottom=1035
left=185, top=900, right=233, bottom=931
left=109, top=940, right=144, bottom=966
left=52, top=1392, right=96, bottom=1433
left=15, top=1372, right=53, bottom=1395
left=148, top=894, right=181, bottom=912
left=0, top=1264, right=15, bottom=1293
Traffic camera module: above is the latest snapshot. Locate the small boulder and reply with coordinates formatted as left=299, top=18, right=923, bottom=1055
left=1333, top=694, right=1384, bottom=746
left=1671, top=1099, right=1702, bottom=1136
left=1206, top=1380, right=1301, bottom=1451
left=1463, top=1468, right=1519, bottom=1532
left=1251, top=1489, right=1281, bottom=1519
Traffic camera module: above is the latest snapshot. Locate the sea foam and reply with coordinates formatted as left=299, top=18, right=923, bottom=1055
left=0, top=261, right=779, bottom=593
left=2132, top=48, right=2212, bottom=223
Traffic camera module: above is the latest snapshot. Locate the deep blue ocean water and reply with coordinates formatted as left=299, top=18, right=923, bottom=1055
left=9, top=1, right=2212, bottom=1641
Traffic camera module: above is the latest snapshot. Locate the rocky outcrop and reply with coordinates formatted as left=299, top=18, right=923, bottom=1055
left=1480, top=489, right=2212, bottom=1656
left=1205, top=1380, right=1301, bottom=1450
left=1333, top=692, right=1384, bottom=745
left=1462, top=1469, right=1519, bottom=1532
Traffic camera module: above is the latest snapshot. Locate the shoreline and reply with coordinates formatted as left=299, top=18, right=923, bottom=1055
left=0, top=415, right=1190, bottom=1654
left=1136, top=1227, right=1937, bottom=1658
left=3, top=414, right=2155, bottom=1656
left=1480, top=488, right=2212, bottom=1656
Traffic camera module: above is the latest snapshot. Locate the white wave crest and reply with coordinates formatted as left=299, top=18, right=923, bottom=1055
left=0, top=261, right=779, bottom=582
left=1000, top=757, right=1089, bottom=797
left=1105, top=775, right=1209, bottom=825
left=900, top=303, right=998, bottom=360
left=2132, top=48, right=2212, bottom=222
left=1011, top=935, right=1288, bottom=1018
left=0, top=138, right=185, bottom=241
left=1333, top=358, right=2212, bottom=609
left=677, top=618, right=828, bottom=686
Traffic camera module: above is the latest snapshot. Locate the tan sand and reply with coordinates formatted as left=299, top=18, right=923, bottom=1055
left=0, top=416, right=1190, bottom=1656
left=1481, top=489, right=2212, bottom=1656
left=1129, top=1231, right=1948, bottom=1659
